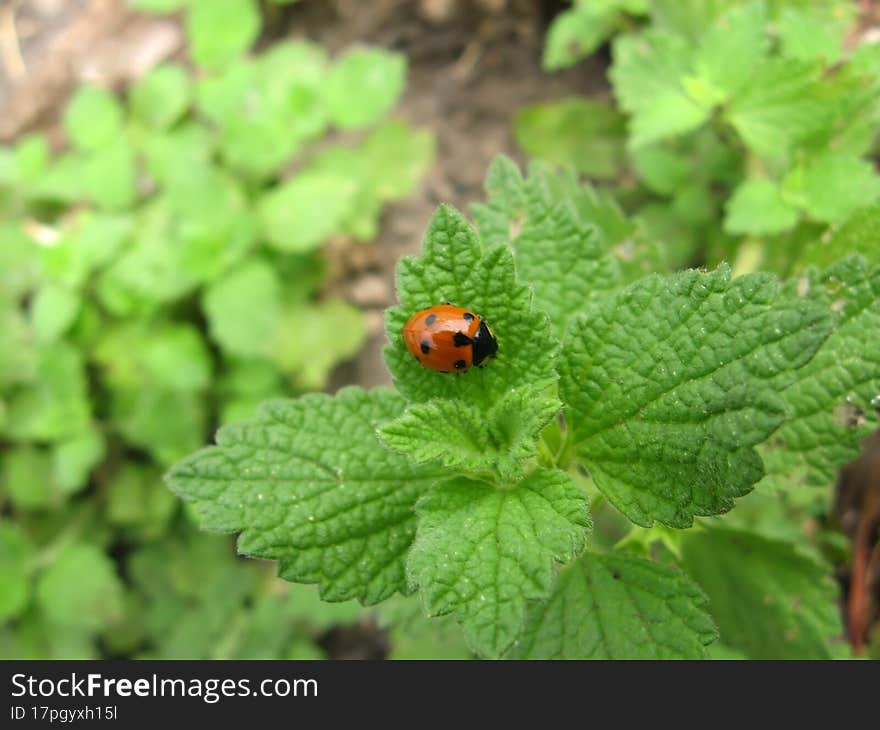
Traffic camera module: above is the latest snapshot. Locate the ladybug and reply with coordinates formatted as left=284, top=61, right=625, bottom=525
left=403, top=303, right=498, bottom=373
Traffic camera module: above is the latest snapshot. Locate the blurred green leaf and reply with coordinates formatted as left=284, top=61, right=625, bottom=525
left=82, top=139, right=138, bottom=210
left=14, top=135, right=51, bottom=184
left=776, top=5, right=854, bottom=64
left=326, top=48, right=406, bottom=129
left=36, top=543, right=125, bottom=633
left=40, top=213, right=132, bottom=289
left=94, top=321, right=211, bottom=392
left=259, top=172, right=357, bottom=252
left=362, top=120, right=435, bottom=200
left=610, top=30, right=709, bottom=147
left=202, top=258, right=282, bottom=358
left=130, top=63, right=192, bottom=129
left=681, top=524, right=843, bottom=659
left=724, top=178, right=798, bottom=235
left=0, top=522, right=34, bottom=622
left=783, top=151, right=880, bottom=224
left=797, top=203, right=880, bottom=268
left=112, top=388, right=207, bottom=466
left=5, top=342, right=91, bottom=442
left=30, top=283, right=81, bottom=345
left=139, top=122, right=214, bottom=188
left=51, top=427, right=105, bottom=495
left=273, top=299, right=365, bottom=388
left=515, top=97, right=626, bottom=178
left=543, top=0, right=647, bottom=71
left=106, top=463, right=177, bottom=540
left=186, top=0, right=261, bottom=69
left=2, top=447, right=53, bottom=509
left=63, top=86, right=124, bottom=152
left=726, top=58, right=826, bottom=161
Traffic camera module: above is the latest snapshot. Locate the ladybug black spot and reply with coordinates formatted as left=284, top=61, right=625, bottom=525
left=453, top=331, right=471, bottom=347
left=425, top=313, right=437, bottom=326
left=420, top=341, right=430, bottom=354
left=463, top=312, right=475, bottom=322
left=454, top=359, right=466, bottom=370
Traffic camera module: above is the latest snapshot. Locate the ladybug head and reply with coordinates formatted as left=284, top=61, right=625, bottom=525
left=472, top=320, right=498, bottom=367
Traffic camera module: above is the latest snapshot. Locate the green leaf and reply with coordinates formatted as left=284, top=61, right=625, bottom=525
left=630, top=144, right=689, bottom=195
left=379, top=385, right=560, bottom=480
left=759, top=257, right=880, bottom=491
left=5, top=342, right=92, bottom=442
left=798, top=203, right=880, bottom=269
left=140, top=123, right=214, bottom=188
left=681, top=524, right=843, bottom=659
left=82, top=139, right=137, bottom=210
left=776, top=6, right=854, bottom=64
left=512, top=551, right=716, bottom=659
left=129, top=63, right=192, bottom=129
left=514, top=97, right=627, bottom=179
left=561, top=265, right=833, bottom=527
left=112, top=388, right=206, bottom=466
left=258, top=172, right=358, bottom=252
left=543, top=1, right=642, bottom=71
left=198, top=43, right=328, bottom=179
left=272, top=299, right=365, bottom=389
left=202, top=258, right=282, bottom=358
left=94, top=321, right=212, bottom=393
left=2, top=446, right=54, bottom=509
left=407, top=470, right=590, bottom=657
left=784, top=152, right=880, bottom=224
left=727, top=58, right=826, bottom=160
left=40, top=213, right=131, bottom=289
left=688, top=1, right=768, bottom=105
left=0, top=522, right=34, bottom=622
left=610, top=29, right=710, bottom=146
left=140, top=324, right=212, bottom=391
left=378, top=400, right=491, bottom=474
left=385, top=205, right=557, bottom=409
left=13, top=134, right=50, bottom=183
left=29, top=283, right=81, bottom=345
left=52, top=427, right=105, bottom=495
left=166, top=388, right=447, bottom=604
left=63, top=86, right=124, bottom=151
left=105, top=463, right=177, bottom=540
left=361, top=120, right=435, bottom=200
left=36, top=543, right=125, bottom=633
left=650, top=0, right=732, bottom=40
left=325, top=48, right=406, bottom=129
left=472, top=157, right=660, bottom=337
left=186, top=0, right=260, bottom=69
left=724, top=178, right=798, bottom=235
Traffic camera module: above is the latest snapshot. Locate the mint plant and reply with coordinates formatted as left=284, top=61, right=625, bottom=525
left=0, top=1, right=433, bottom=658
left=168, top=157, right=877, bottom=658
left=521, top=0, right=880, bottom=272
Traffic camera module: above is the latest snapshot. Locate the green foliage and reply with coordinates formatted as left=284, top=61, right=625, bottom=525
left=514, top=98, right=627, bottom=179
left=543, top=0, right=648, bottom=70
left=168, top=158, right=876, bottom=658
left=513, top=551, right=716, bottom=659
left=408, top=471, right=589, bottom=658
left=560, top=265, right=831, bottom=527
left=681, top=524, right=843, bottom=659
left=0, top=3, right=433, bottom=659
left=525, top=0, right=880, bottom=269
left=167, top=389, right=447, bottom=605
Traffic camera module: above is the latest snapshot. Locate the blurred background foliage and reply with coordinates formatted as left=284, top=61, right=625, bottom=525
left=0, top=0, right=447, bottom=659
left=1, top=0, right=879, bottom=658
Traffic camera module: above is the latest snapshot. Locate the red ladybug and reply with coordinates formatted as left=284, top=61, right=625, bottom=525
left=403, top=303, right=498, bottom=373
